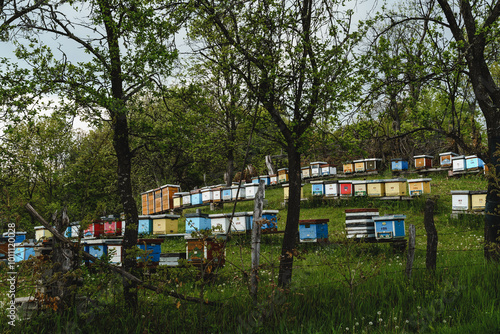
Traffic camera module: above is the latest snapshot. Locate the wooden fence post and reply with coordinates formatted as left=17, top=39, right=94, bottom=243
left=405, top=224, right=416, bottom=279
left=424, top=199, right=438, bottom=271
left=250, top=180, right=265, bottom=304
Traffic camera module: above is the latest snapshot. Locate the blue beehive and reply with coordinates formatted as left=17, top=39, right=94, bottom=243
left=85, top=240, right=108, bottom=261
left=185, top=210, right=211, bottom=234
left=299, top=219, right=329, bottom=242
left=311, top=180, right=325, bottom=196
left=137, top=239, right=162, bottom=263
left=373, top=215, right=406, bottom=240
left=3, top=231, right=27, bottom=244
left=260, top=175, right=270, bottom=186
left=14, top=243, right=36, bottom=262
left=252, top=177, right=260, bottom=184
left=138, top=215, right=153, bottom=235
left=190, top=189, right=203, bottom=205
left=247, top=210, right=279, bottom=230
left=222, top=187, right=232, bottom=201
left=391, top=158, right=408, bottom=171
left=465, top=155, right=484, bottom=170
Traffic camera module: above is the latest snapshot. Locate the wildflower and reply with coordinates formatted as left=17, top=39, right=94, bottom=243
left=443, top=320, right=447, bottom=324
left=379, top=318, right=383, bottom=322
left=395, top=326, right=399, bottom=329
left=369, top=322, right=373, bottom=326
left=405, top=320, right=409, bottom=324
left=377, top=311, right=382, bottom=315
left=355, top=322, right=359, bottom=326
left=346, top=327, right=349, bottom=331
left=393, top=317, right=397, bottom=321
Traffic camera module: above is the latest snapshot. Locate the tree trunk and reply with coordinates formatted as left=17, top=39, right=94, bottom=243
left=112, top=114, right=139, bottom=309
left=278, top=146, right=301, bottom=288
left=250, top=180, right=265, bottom=303
left=484, top=129, right=500, bottom=260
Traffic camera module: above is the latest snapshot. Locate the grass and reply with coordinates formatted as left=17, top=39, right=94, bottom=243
left=2, top=170, right=499, bottom=333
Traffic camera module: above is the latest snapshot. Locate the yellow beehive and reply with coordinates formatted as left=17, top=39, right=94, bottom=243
left=343, top=162, right=354, bottom=174
left=283, top=183, right=304, bottom=200
left=471, top=191, right=487, bottom=211
left=352, top=180, right=367, bottom=196
left=152, top=214, right=180, bottom=234
left=35, top=226, right=53, bottom=241
left=384, top=179, right=407, bottom=196
left=278, top=168, right=289, bottom=183
left=147, top=191, right=154, bottom=215
left=367, top=180, right=386, bottom=197
left=154, top=188, right=162, bottom=213
left=354, top=160, right=365, bottom=173
left=173, top=193, right=183, bottom=209
left=408, top=178, right=432, bottom=196
left=141, top=192, right=149, bottom=215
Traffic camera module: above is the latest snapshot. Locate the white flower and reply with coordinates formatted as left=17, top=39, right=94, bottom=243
left=345, top=327, right=349, bottom=331
left=379, top=318, right=383, bottom=322
left=443, top=320, right=447, bottom=324
left=393, top=317, right=397, bottom=321
left=369, top=322, right=373, bottom=326
left=377, top=311, right=382, bottom=315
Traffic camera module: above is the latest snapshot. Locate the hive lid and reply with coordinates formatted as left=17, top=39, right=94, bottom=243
left=450, top=190, right=471, bottom=194
left=310, top=180, right=324, bottom=184
left=470, top=190, right=488, bottom=195
left=150, top=214, right=181, bottom=219
left=391, top=158, right=405, bottom=161
left=451, top=155, right=466, bottom=159
left=310, top=161, right=327, bottom=165
left=414, top=155, right=434, bottom=158
left=373, top=214, right=406, bottom=221
left=385, top=178, right=407, bottom=182
left=351, top=180, right=367, bottom=184
left=364, top=158, right=382, bottom=161
left=407, top=178, right=432, bottom=182
left=299, top=219, right=329, bottom=224
left=440, top=152, right=458, bottom=156
left=465, top=155, right=479, bottom=159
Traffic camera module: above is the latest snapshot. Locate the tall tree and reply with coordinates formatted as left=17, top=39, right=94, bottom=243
left=15, top=0, right=180, bottom=307
left=371, top=0, right=500, bottom=257
left=187, top=0, right=363, bottom=287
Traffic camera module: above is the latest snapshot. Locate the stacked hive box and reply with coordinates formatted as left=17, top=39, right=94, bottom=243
left=345, top=209, right=379, bottom=239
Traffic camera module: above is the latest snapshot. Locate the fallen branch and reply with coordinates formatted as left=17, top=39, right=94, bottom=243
left=25, top=203, right=220, bottom=306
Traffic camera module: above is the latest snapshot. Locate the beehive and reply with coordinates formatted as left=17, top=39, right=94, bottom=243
left=350, top=180, right=366, bottom=196
left=173, top=193, right=183, bottom=209
left=471, top=191, right=487, bottom=211
left=365, top=158, right=382, bottom=172
left=278, top=168, right=289, bottom=183
left=450, top=190, right=471, bottom=211
left=190, top=189, right=203, bottom=205
left=14, top=243, right=36, bottom=262
left=229, top=212, right=249, bottom=232
left=161, top=185, right=180, bottom=211
left=439, top=152, right=458, bottom=167
left=85, top=239, right=107, bottom=260
left=299, top=219, right=329, bottom=243
left=354, top=159, right=366, bottom=173
left=246, top=210, right=279, bottom=231
left=231, top=184, right=246, bottom=200
left=103, top=217, right=123, bottom=236
left=181, top=192, right=191, bottom=206
left=107, top=243, right=123, bottom=266
left=324, top=180, right=339, bottom=197
left=137, top=238, right=162, bottom=264
left=260, top=175, right=270, bottom=186
left=154, top=188, right=162, bottom=213
left=321, top=164, right=336, bottom=176
left=301, top=166, right=311, bottom=179
left=465, top=155, right=485, bottom=170
left=339, top=180, right=352, bottom=196
left=407, top=178, right=432, bottom=196
left=452, top=155, right=466, bottom=171
left=141, top=192, right=149, bottom=215
left=201, top=187, right=213, bottom=204
left=367, top=179, right=386, bottom=197
left=3, top=231, right=28, bottom=243
left=83, top=221, right=104, bottom=239
left=310, top=180, right=325, bottom=196
left=138, top=216, right=153, bottom=235
left=152, top=214, right=180, bottom=234
left=209, top=213, right=230, bottom=233
left=186, top=235, right=226, bottom=268
left=222, top=187, right=232, bottom=201
left=245, top=183, right=264, bottom=199
left=252, top=176, right=260, bottom=184
left=270, top=174, right=278, bottom=185
left=160, top=252, right=186, bottom=266
left=385, top=178, right=408, bottom=196
left=343, top=162, right=354, bottom=174
left=147, top=191, right=154, bottom=215
left=391, top=158, right=408, bottom=171
left=185, top=210, right=210, bottom=234
left=283, top=183, right=304, bottom=200
left=212, top=186, right=222, bottom=202
left=345, top=209, right=379, bottom=239
left=373, top=215, right=406, bottom=240
left=414, top=155, right=433, bottom=169
left=310, top=162, right=326, bottom=177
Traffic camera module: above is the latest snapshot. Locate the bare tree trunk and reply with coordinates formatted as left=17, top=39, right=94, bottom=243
left=424, top=199, right=438, bottom=271
left=250, top=180, right=265, bottom=304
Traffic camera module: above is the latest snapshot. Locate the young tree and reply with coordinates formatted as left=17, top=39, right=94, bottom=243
left=15, top=0, right=181, bottom=307
left=187, top=0, right=363, bottom=287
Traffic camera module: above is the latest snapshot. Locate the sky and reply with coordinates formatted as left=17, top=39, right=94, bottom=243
left=0, top=0, right=387, bottom=133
